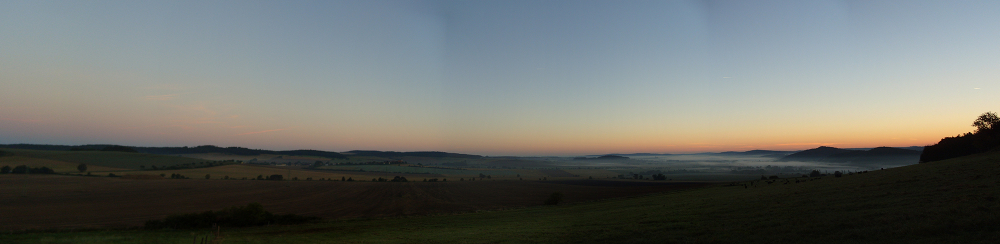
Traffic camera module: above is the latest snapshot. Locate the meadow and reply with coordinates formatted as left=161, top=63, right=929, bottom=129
left=0, top=149, right=205, bottom=171
left=3, top=148, right=998, bottom=243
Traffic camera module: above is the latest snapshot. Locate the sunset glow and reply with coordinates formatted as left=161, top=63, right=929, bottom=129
left=2, top=0, right=998, bottom=156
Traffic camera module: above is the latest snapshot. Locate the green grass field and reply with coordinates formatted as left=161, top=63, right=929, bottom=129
left=6, top=150, right=999, bottom=243
left=0, top=148, right=204, bottom=172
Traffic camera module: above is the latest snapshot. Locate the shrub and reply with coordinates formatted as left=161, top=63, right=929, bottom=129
left=545, top=192, right=564, bottom=205
left=834, top=171, right=843, bottom=177
left=268, top=175, right=283, bottom=180
left=1, top=165, right=11, bottom=174
left=144, top=203, right=320, bottom=229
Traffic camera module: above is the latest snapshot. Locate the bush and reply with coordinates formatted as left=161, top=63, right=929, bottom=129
left=268, top=174, right=283, bottom=180
left=1, top=165, right=10, bottom=174
left=545, top=192, right=564, bottom=205
left=144, top=203, right=320, bottom=229
left=834, top=171, right=843, bottom=177
left=9, top=165, right=54, bottom=174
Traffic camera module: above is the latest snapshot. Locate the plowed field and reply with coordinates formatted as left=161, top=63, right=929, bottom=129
left=0, top=175, right=708, bottom=230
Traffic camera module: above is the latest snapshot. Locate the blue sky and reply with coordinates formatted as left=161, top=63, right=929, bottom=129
left=1, top=0, right=998, bottom=155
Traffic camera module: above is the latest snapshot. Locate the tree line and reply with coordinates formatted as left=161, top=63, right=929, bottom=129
left=920, top=112, right=1000, bottom=162
left=0, top=165, right=55, bottom=174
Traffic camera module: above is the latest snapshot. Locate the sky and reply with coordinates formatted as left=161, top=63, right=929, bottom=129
left=1, top=0, right=998, bottom=156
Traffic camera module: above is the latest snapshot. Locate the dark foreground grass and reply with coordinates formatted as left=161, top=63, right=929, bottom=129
left=6, top=151, right=1000, bottom=243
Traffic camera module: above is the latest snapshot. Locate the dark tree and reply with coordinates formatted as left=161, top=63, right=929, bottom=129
left=921, top=111, right=1000, bottom=162
left=268, top=174, right=283, bottom=180
left=834, top=171, right=843, bottom=177
left=544, top=192, right=564, bottom=205
left=973, top=111, right=999, bottom=134
left=205, top=174, right=211, bottom=179
left=12, top=165, right=28, bottom=174
left=101, top=145, right=138, bottom=153
left=77, top=163, right=87, bottom=173
left=810, top=170, right=821, bottom=177
left=1, top=165, right=10, bottom=174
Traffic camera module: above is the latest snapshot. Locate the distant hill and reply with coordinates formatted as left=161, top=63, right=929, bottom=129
left=779, top=146, right=920, bottom=166
left=717, top=150, right=797, bottom=158
left=574, top=155, right=629, bottom=160
left=342, top=150, right=482, bottom=159
left=0, top=144, right=348, bottom=159
left=588, top=153, right=670, bottom=157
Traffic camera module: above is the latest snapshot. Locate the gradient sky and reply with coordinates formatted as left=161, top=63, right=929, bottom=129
left=1, top=0, right=998, bottom=156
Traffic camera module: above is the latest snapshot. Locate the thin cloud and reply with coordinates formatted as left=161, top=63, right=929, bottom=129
left=236, top=128, right=292, bottom=136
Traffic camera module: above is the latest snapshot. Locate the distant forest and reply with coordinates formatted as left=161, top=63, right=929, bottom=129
left=920, top=112, right=1000, bottom=162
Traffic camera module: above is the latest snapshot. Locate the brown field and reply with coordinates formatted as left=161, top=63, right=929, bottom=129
left=0, top=174, right=708, bottom=231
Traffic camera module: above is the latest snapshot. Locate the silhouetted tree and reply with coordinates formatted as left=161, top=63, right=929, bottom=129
left=12, top=165, right=28, bottom=174
left=101, top=145, right=138, bottom=153
left=973, top=111, right=999, bottom=134
left=545, top=192, right=564, bottom=205
left=205, top=174, right=211, bottom=179
left=77, top=163, right=87, bottom=173
left=834, top=171, right=843, bottom=177
left=810, top=170, right=821, bottom=177
left=922, top=111, right=1000, bottom=162
left=1, top=165, right=11, bottom=174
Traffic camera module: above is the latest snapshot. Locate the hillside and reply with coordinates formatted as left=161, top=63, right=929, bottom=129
left=0, top=144, right=349, bottom=159
left=10, top=149, right=999, bottom=243
left=343, top=150, right=482, bottom=159
left=0, top=148, right=204, bottom=172
left=779, top=146, right=921, bottom=166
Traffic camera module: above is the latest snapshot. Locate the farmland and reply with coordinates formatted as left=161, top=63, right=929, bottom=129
left=0, top=175, right=703, bottom=231
left=0, top=149, right=206, bottom=171
left=4, top=149, right=999, bottom=243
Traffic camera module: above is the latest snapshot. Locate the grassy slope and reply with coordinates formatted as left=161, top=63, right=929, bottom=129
left=0, top=148, right=203, bottom=172
left=7, top=151, right=1000, bottom=243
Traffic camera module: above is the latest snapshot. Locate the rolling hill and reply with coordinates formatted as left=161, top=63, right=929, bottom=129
left=779, top=146, right=921, bottom=166
left=8, top=148, right=999, bottom=243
